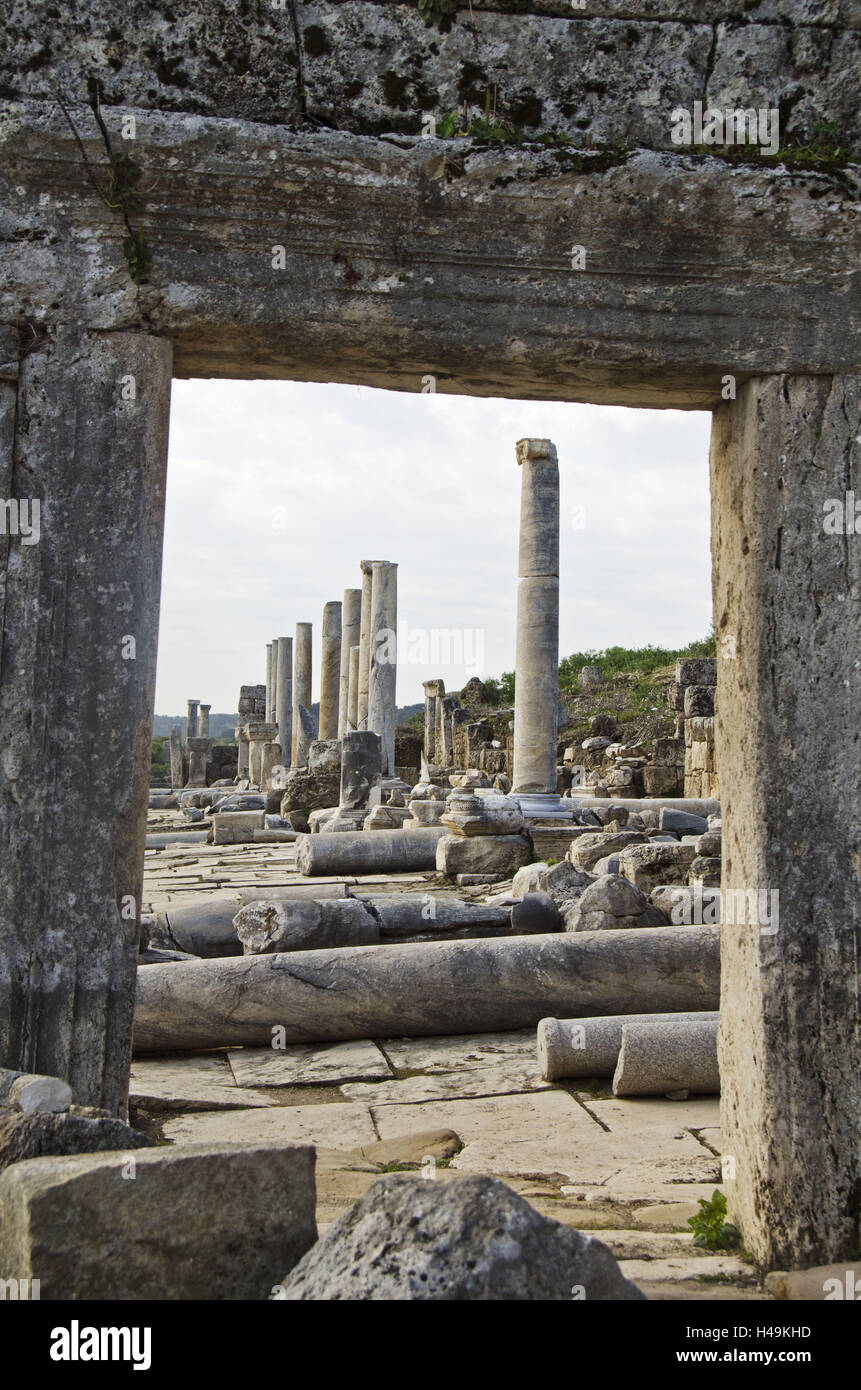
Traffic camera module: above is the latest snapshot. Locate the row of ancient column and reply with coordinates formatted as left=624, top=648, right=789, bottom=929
left=253, top=558, right=398, bottom=782
left=167, top=699, right=212, bottom=787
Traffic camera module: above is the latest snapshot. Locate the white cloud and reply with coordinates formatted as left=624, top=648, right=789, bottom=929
left=156, top=380, right=712, bottom=714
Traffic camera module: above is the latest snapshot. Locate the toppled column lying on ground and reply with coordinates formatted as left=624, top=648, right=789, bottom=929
left=537, top=1011, right=720, bottom=1080
left=133, top=925, right=720, bottom=1052
left=612, top=1017, right=720, bottom=1096
left=296, top=827, right=445, bottom=875
left=0, top=1067, right=73, bottom=1115
left=151, top=883, right=355, bottom=957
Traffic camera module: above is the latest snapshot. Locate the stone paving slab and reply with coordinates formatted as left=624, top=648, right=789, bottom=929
left=602, top=1155, right=723, bottom=1202
left=228, top=1040, right=392, bottom=1088
left=598, top=1229, right=697, bottom=1260
left=580, top=1096, right=721, bottom=1133
left=620, top=1254, right=755, bottom=1284
left=372, top=1091, right=620, bottom=1182
left=162, top=1100, right=377, bottom=1149
left=380, top=1031, right=538, bottom=1074
left=342, top=1064, right=550, bottom=1105
left=129, top=1053, right=281, bottom=1109
left=372, top=1091, right=717, bottom=1184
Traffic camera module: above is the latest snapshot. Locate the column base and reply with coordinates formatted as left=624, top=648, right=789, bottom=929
left=510, top=792, right=572, bottom=820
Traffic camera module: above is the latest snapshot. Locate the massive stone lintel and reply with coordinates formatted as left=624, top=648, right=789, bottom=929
left=712, top=373, right=861, bottom=1269
left=2, top=106, right=858, bottom=407
left=0, top=326, right=172, bottom=1116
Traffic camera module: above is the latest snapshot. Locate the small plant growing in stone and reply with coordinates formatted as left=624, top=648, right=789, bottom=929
left=688, top=1190, right=741, bottom=1252
left=417, top=0, right=458, bottom=30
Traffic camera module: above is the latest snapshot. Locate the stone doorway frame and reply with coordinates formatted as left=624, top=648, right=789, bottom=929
left=0, top=102, right=858, bottom=1269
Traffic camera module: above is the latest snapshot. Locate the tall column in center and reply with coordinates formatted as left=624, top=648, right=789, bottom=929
left=356, top=560, right=374, bottom=731
left=275, top=636, right=293, bottom=768
left=318, top=600, right=342, bottom=741
left=512, top=438, right=564, bottom=815
left=367, top=560, right=398, bottom=778
left=292, top=622, right=313, bottom=768
left=338, top=588, right=362, bottom=738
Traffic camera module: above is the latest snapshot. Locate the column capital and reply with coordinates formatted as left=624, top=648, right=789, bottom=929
left=516, top=437, right=557, bottom=466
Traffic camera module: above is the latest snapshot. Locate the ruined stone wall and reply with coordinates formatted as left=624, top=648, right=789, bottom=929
left=669, top=657, right=719, bottom=799
left=3, top=2, right=858, bottom=155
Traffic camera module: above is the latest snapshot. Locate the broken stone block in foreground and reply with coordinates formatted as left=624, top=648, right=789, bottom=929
left=274, top=1174, right=644, bottom=1301
left=0, top=1142, right=316, bottom=1299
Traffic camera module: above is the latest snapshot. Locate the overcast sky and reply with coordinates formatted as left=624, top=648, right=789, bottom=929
left=155, top=380, right=713, bottom=714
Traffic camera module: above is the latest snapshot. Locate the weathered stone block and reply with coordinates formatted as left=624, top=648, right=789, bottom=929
left=0, top=1110, right=153, bottom=1176
left=618, top=842, right=697, bottom=894
left=436, top=834, right=533, bottom=877
left=676, top=658, right=717, bottom=687
left=211, top=810, right=265, bottom=844
left=441, top=793, right=525, bottom=838
left=568, top=830, right=647, bottom=872
left=274, top=1173, right=643, bottom=1301
left=0, top=1143, right=316, bottom=1300
left=642, top=765, right=683, bottom=797
left=684, top=684, right=716, bottom=717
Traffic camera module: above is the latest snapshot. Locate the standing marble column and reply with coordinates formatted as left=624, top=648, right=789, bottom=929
left=270, top=638, right=279, bottom=731
left=197, top=704, right=211, bottom=740
left=338, top=588, right=362, bottom=738
left=186, top=700, right=199, bottom=742
left=347, top=646, right=360, bottom=732
left=438, top=694, right=457, bottom=768
left=423, top=679, right=444, bottom=764
left=292, top=622, right=313, bottom=768
left=275, top=636, right=293, bottom=768
left=512, top=438, right=564, bottom=814
left=319, top=600, right=342, bottom=741
left=169, top=726, right=184, bottom=789
left=356, top=560, right=374, bottom=731
left=235, top=726, right=250, bottom=781
left=265, top=643, right=274, bottom=723
left=368, top=560, right=398, bottom=778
